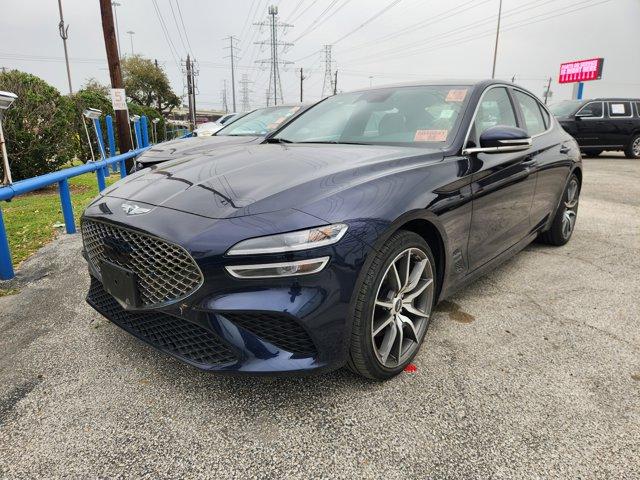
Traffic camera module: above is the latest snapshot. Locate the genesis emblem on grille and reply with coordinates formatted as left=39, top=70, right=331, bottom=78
left=121, top=203, right=151, bottom=215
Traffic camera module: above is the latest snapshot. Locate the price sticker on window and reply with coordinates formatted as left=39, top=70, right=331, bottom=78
left=414, top=129, right=448, bottom=142
left=446, top=89, right=467, bottom=102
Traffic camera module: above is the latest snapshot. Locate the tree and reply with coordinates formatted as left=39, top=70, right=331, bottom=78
left=0, top=70, right=76, bottom=180
left=121, top=55, right=180, bottom=114
left=70, top=85, right=114, bottom=160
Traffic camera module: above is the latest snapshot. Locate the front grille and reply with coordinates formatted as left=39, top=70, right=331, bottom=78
left=88, top=278, right=237, bottom=367
left=222, top=312, right=317, bottom=356
left=82, top=219, right=203, bottom=308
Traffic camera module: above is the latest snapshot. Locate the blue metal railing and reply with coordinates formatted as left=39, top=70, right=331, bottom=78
left=0, top=114, right=157, bottom=280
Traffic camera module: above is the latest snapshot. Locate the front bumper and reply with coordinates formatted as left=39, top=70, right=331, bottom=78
left=82, top=198, right=372, bottom=375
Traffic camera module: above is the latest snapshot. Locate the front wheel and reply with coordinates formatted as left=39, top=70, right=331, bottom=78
left=624, top=134, right=640, bottom=159
left=347, top=231, right=437, bottom=380
left=539, top=174, right=580, bottom=246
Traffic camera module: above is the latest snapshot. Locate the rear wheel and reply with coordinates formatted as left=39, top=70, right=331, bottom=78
left=581, top=149, right=603, bottom=158
left=347, top=231, right=437, bottom=380
left=624, top=134, right=640, bottom=159
left=539, top=174, right=580, bottom=246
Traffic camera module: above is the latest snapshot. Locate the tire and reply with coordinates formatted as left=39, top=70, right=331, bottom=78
left=539, top=174, right=581, bottom=246
left=624, top=134, right=640, bottom=159
left=347, top=231, right=437, bottom=380
left=582, top=149, right=602, bottom=158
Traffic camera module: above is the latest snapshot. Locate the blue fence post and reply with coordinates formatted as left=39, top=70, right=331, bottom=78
left=58, top=178, right=76, bottom=234
left=0, top=207, right=14, bottom=280
left=96, top=165, right=106, bottom=192
left=133, top=120, right=142, bottom=149
left=105, top=115, right=118, bottom=174
left=119, top=159, right=127, bottom=179
left=141, top=116, right=149, bottom=147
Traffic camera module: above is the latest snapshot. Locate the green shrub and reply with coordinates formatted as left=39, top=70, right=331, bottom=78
left=0, top=70, right=77, bottom=181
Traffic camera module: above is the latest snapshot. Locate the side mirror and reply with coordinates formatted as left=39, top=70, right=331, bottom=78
left=464, top=125, right=532, bottom=155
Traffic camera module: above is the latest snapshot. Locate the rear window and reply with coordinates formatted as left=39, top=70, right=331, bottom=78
left=608, top=101, right=632, bottom=117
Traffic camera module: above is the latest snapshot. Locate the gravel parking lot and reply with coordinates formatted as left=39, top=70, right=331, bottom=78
left=0, top=155, right=638, bottom=479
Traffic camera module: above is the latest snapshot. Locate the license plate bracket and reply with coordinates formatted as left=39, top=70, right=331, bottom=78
left=100, top=260, right=140, bottom=307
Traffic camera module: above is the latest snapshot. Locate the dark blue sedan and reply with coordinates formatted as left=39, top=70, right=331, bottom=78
left=82, top=80, right=582, bottom=380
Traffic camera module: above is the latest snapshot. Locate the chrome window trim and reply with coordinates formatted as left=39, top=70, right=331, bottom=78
left=462, top=84, right=552, bottom=153
left=576, top=101, right=604, bottom=119
left=225, top=257, right=330, bottom=279
left=512, top=88, right=553, bottom=137
left=607, top=101, right=634, bottom=119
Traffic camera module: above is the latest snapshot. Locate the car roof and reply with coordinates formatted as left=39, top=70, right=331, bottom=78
left=343, top=79, right=529, bottom=95
left=588, top=98, right=640, bottom=101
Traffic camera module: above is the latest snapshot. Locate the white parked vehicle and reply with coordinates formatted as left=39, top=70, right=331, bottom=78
left=194, top=113, right=239, bottom=136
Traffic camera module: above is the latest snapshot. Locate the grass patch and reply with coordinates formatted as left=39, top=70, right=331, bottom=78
left=2, top=170, right=119, bottom=267
left=0, top=287, right=19, bottom=297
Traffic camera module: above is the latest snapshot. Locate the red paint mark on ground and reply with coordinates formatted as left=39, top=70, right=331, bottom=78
left=404, top=363, right=417, bottom=373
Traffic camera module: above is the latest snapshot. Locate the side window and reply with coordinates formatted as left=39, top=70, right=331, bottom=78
left=539, top=104, right=551, bottom=129
left=608, top=101, right=632, bottom=118
left=473, top=87, right=518, bottom=137
left=514, top=91, right=546, bottom=135
left=635, top=102, right=640, bottom=117
left=576, top=102, right=603, bottom=118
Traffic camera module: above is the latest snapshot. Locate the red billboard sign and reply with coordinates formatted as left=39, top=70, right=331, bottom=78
left=558, top=58, right=604, bottom=84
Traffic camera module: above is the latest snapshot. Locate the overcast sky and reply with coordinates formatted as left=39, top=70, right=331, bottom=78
left=1, top=0, right=638, bottom=112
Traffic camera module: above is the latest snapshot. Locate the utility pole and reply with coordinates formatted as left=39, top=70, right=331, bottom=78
left=111, top=2, right=121, bottom=59
left=126, top=30, right=135, bottom=56
left=491, top=0, right=502, bottom=79
left=185, top=54, right=197, bottom=130
left=321, top=45, right=334, bottom=98
left=57, top=0, right=73, bottom=94
left=543, top=77, right=553, bottom=105
left=239, top=74, right=252, bottom=111
left=221, top=80, right=229, bottom=113
left=334, top=70, right=338, bottom=95
left=299, top=68, right=306, bottom=103
left=254, top=5, right=293, bottom=106
left=99, top=0, right=133, bottom=165
left=224, top=36, right=239, bottom=112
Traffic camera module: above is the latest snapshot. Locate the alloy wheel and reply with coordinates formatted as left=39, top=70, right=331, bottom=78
left=633, top=137, right=640, bottom=157
left=371, top=247, right=434, bottom=368
left=562, top=178, right=579, bottom=239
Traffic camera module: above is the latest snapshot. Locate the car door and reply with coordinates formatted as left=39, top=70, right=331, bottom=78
left=573, top=101, right=607, bottom=147
left=606, top=101, right=635, bottom=147
left=513, top=89, right=573, bottom=230
left=466, top=86, right=537, bottom=271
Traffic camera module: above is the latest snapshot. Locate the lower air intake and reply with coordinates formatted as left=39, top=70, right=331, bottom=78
left=87, top=278, right=237, bottom=367
left=221, top=311, right=317, bottom=356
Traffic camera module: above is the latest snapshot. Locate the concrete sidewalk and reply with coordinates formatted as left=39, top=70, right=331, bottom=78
left=1, top=156, right=638, bottom=479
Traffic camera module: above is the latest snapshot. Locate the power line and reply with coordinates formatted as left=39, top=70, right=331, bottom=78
left=150, top=0, right=181, bottom=70
left=289, top=0, right=319, bottom=24
left=175, top=1, right=194, bottom=53
left=332, top=0, right=403, bottom=45
left=168, top=0, right=189, bottom=55
left=289, top=0, right=341, bottom=43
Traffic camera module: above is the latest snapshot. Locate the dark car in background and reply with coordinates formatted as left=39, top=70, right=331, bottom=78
left=132, top=105, right=306, bottom=171
left=82, top=80, right=582, bottom=380
left=550, top=98, right=640, bottom=158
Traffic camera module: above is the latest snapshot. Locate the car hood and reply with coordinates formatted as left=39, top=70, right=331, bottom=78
left=137, top=135, right=262, bottom=164
left=103, top=143, right=444, bottom=219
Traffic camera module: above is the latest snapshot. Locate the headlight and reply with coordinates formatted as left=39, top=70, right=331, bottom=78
left=226, top=257, right=329, bottom=279
left=227, top=224, right=348, bottom=256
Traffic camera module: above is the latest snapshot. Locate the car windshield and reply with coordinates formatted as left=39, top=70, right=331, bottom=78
left=217, top=106, right=302, bottom=136
left=549, top=100, right=582, bottom=116
left=273, top=85, right=470, bottom=146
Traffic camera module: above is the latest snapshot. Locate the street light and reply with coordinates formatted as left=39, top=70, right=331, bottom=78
left=82, top=108, right=105, bottom=161
left=0, top=90, right=17, bottom=185
left=126, top=30, right=135, bottom=56
left=151, top=117, right=160, bottom=144
left=130, top=114, right=141, bottom=148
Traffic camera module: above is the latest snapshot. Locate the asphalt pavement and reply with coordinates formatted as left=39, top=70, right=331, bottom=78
left=0, top=155, right=638, bottom=479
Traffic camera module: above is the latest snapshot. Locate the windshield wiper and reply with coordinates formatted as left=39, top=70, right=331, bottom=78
left=297, top=141, right=371, bottom=145
left=265, top=137, right=294, bottom=144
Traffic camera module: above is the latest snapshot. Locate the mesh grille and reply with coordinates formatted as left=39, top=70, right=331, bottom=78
left=222, top=312, right=316, bottom=356
left=87, top=278, right=237, bottom=367
left=82, top=219, right=203, bottom=308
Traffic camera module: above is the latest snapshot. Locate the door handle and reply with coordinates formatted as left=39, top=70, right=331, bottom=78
left=559, top=146, right=571, bottom=154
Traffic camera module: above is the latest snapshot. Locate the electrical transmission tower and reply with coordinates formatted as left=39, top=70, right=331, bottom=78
left=182, top=55, right=199, bottom=130
left=224, top=35, right=239, bottom=112
left=239, top=74, right=253, bottom=112
left=254, top=5, right=293, bottom=106
left=221, top=79, right=229, bottom=113
left=321, top=45, right=335, bottom=98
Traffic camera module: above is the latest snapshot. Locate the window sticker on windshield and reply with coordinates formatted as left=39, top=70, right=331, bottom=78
left=414, top=129, right=448, bottom=142
left=274, top=116, right=286, bottom=124
left=446, top=89, right=467, bottom=102
left=267, top=123, right=280, bottom=130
